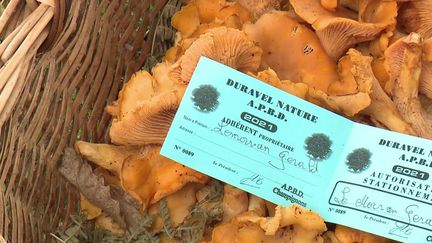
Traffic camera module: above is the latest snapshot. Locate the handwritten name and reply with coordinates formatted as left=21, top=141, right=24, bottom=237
left=268, top=151, right=317, bottom=174
left=406, top=204, right=432, bottom=228
left=211, top=122, right=270, bottom=154
left=333, top=187, right=397, bottom=215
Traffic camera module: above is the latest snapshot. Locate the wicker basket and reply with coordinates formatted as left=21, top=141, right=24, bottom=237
left=0, top=0, right=176, bottom=242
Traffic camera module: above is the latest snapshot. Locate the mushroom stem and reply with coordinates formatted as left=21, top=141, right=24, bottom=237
left=75, top=141, right=142, bottom=175
left=222, top=185, right=248, bottom=223
left=336, top=49, right=417, bottom=135
left=247, top=195, right=266, bottom=217
left=419, top=39, right=432, bottom=99
left=419, top=61, right=432, bottom=99
left=362, top=77, right=416, bottom=135
left=1, top=4, right=49, bottom=62
left=0, top=0, right=21, bottom=35
left=389, top=34, right=432, bottom=138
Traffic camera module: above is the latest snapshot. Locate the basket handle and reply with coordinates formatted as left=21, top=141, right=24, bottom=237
left=40, top=0, right=68, bottom=50
left=37, top=0, right=55, bottom=7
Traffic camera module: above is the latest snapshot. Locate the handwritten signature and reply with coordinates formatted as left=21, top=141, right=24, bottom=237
left=390, top=204, right=432, bottom=237
left=332, top=186, right=432, bottom=238
left=268, top=150, right=317, bottom=174
left=333, top=186, right=398, bottom=215
left=240, top=173, right=264, bottom=189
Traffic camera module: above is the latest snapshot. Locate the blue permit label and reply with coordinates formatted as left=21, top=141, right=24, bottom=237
left=160, top=57, right=432, bottom=242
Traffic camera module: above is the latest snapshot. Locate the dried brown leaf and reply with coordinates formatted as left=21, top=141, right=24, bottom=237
left=58, top=148, right=145, bottom=229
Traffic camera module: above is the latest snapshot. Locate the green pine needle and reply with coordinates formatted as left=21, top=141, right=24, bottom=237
left=158, top=198, right=176, bottom=238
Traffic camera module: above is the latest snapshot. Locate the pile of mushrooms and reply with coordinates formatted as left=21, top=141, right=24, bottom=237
left=72, top=0, right=431, bottom=242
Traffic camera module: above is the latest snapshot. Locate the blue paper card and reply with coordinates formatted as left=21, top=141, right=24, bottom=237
left=161, top=57, right=432, bottom=243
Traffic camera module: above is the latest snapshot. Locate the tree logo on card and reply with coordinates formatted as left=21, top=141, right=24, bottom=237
left=191, top=84, right=220, bottom=113
left=304, top=133, right=332, bottom=173
left=345, top=148, right=372, bottom=173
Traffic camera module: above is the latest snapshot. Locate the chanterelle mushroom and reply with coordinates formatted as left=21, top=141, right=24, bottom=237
left=207, top=205, right=327, bottom=243
left=308, top=88, right=371, bottom=117
left=337, top=49, right=415, bottom=135
left=253, top=68, right=310, bottom=100
left=239, top=205, right=326, bottom=236
left=398, top=0, right=432, bottom=39
left=170, top=27, right=262, bottom=84
left=116, top=71, right=157, bottom=120
left=171, top=3, right=201, bottom=38
left=302, top=49, right=373, bottom=117
left=244, top=11, right=339, bottom=92
left=121, top=146, right=209, bottom=208
left=321, top=0, right=337, bottom=11
left=75, top=141, right=142, bottom=175
left=149, top=183, right=202, bottom=232
left=384, top=33, right=432, bottom=139
left=420, top=38, right=432, bottom=99
left=359, top=0, right=398, bottom=57
left=290, top=0, right=397, bottom=60
left=109, top=64, right=187, bottom=145
left=222, top=185, right=248, bottom=222
left=248, top=195, right=267, bottom=217
left=335, top=225, right=393, bottom=243
left=216, top=2, right=252, bottom=25
left=110, top=86, right=186, bottom=145
left=420, top=60, right=432, bottom=99
left=253, top=61, right=371, bottom=117
left=195, top=0, right=226, bottom=23
left=236, top=0, right=280, bottom=20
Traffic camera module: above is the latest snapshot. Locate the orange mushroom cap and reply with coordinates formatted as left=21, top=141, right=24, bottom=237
left=108, top=61, right=188, bottom=146
left=335, top=225, right=393, bottom=243
left=399, top=0, right=432, bottom=39
left=253, top=68, right=310, bottom=100
left=384, top=33, right=432, bottom=139
left=195, top=0, right=226, bottom=23
left=170, top=27, right=262, bottom=84
left=120, top=146, right=209, bottom=208
left=115, top=71, right=157, bottom=121
left=110, top=86, right=186, bottom=145
left=237, top=0, right=280, bottom=20
left=244, top=11, right=339, bottom=92
left=208, top=205, right=327, bottom=243
left=216, top=2, right=253, bottom=25
left=171, top=3, right=200, bottom=38
left=320, top=0, right=338, bottom=12
left=149, top=183, right=202, bottom=232
left=222, top=185, right=248, bottom=222
left=74, top=141, right=142, bottom=175
left=290, top=0, right=397, bottom=60
left=336, top=49, right=416, bottom=135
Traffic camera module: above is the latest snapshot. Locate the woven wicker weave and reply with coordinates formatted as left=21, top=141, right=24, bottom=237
left=0, top=0, right=173, bottom=242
